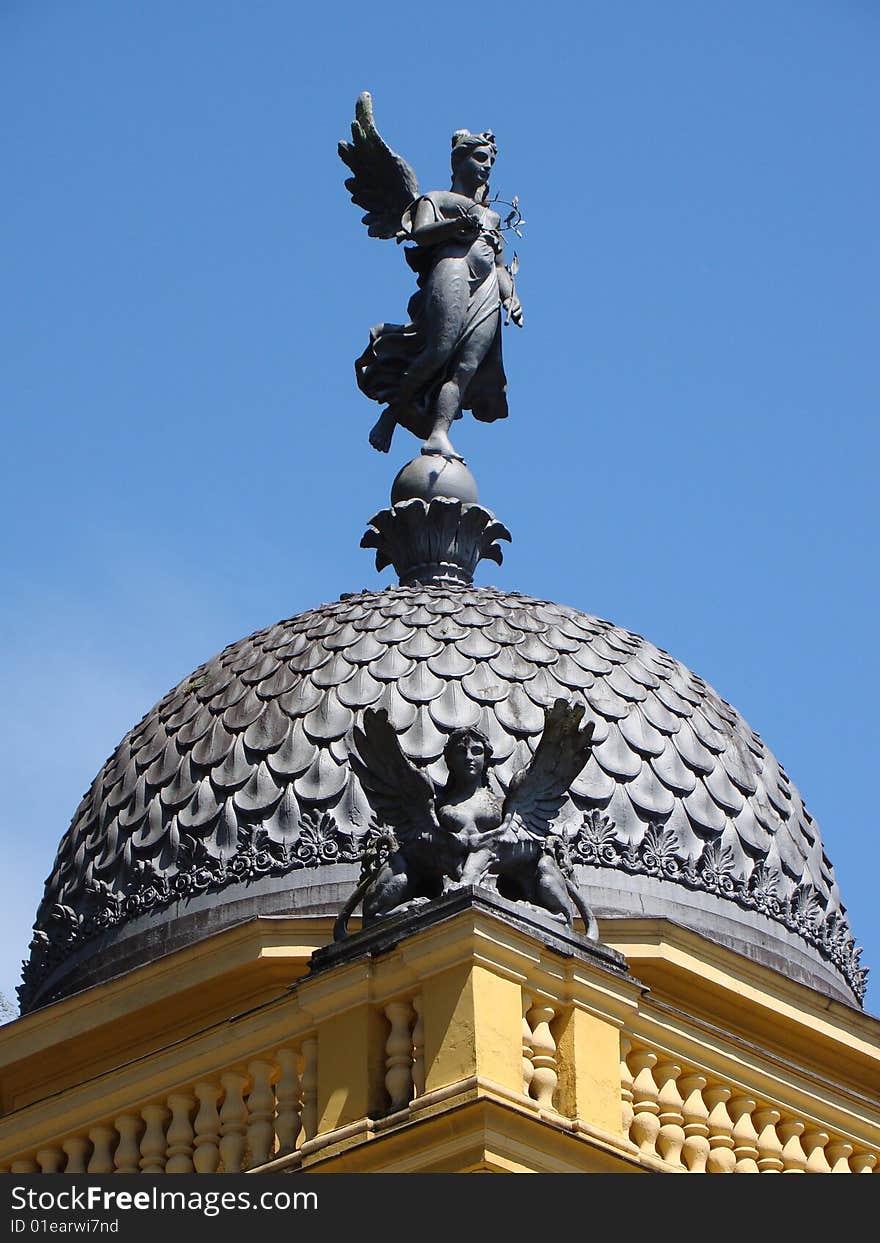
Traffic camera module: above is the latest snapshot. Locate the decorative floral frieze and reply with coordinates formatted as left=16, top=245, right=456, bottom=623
left=569, top=814, right=867, bottom=1003
left=21, top=802, right=868, bottom=1011
left=18, top=813, right=360, bottom=1012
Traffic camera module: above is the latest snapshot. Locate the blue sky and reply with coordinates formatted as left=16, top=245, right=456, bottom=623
left=1, top=2, right=877, bottom=1010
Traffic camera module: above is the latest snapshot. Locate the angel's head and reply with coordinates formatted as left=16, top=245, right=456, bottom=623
left=443, top=726, right=494, bottom=789
left=450, top=130, right=496, bottom=200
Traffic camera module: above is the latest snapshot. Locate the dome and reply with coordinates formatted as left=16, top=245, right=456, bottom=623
left=21, top=584, right=866, bottom=1011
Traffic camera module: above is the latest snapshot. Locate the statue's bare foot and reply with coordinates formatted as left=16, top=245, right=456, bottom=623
left=369, top=411, right=395, bottom=453
left=421, top=429, right=464, bottom=461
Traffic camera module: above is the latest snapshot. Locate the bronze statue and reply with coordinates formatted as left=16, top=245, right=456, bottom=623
left=340, top=92, right=523, bottom=461
left=334, top=700, right=599, bottom=939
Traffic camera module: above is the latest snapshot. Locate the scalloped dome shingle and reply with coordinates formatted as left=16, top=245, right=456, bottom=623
left=21, top=585, right=866, bottom=1011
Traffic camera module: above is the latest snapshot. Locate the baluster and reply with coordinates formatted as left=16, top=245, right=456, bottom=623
left=219, top=1072, right=249, bottom=1172
left=777, top=1118, right=807, bottom=1172
left=729, top=1095, right=759, bottom=1173
left=521, top=991, right=534, bottom=1098
left=275, top=1047, right=303, bottom=1156
left=11, top=1159, right=39, bottom=1173
left=678, top=1072, right=710, bottom=1172
left=527, top=1002, right=558, bottom=1110
left=139, top=1105, right=168, bottom=1174
left=300, top=1038, right=318, bottom=1141
left=246, top=1059, right=277, bottom=1168
left=412, top=996, right=425, bottom=1099
left=165, top=1093, right=195, bottom=1173
left=384, top=1000, right=415, bottom=1111
left=826, top=1139, right=854, bottom=1173
left=850, top=1151, right=877, bottom=1173
left=113, top=1115, right=143, bottom=1174
left=36, top=1149, right=65, bottom=1174
left=193, top=1082, right=222, bottom=1173
left=753, top=1107, right=784, bottom=1173
left=801, top=1128, right=832, bottom=1173
left=627, top=1047, right=660, bottom=1157
left=87, top=1125, right=116, bottom=1174
left=654, top=1061, right=685, bottom=1167
left=620, top=1035, right=634, bottom=1137
left=64, top=1136, right=92, bottom=1173
left=703, top=1084, right=736, bottom=1173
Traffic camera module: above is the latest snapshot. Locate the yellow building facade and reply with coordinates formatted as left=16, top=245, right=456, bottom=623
left=2, top=889, right=878, bottom=1174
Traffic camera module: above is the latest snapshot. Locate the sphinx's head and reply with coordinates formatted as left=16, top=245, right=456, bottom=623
left=443, top=726, right=493, bottom=787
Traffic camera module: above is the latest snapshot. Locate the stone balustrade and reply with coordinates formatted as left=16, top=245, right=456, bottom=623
left=0, top=1041, right=313, bottom=1175
left=623, top=1039, right=878, bottom=1173
left=0, top=990, right=430, bottom=1174
left=3, top=1009, right=877, bottom=1175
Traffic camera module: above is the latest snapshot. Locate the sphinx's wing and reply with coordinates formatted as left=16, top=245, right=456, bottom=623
left=502, top=699, right=595, bottom=840
left=350, top=708, right=438, bottom=844
left=338, top=92, right=420, bottom=239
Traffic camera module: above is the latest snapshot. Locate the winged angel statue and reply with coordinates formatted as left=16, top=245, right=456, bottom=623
left=340, top=92, right=523, bottom=461
left=334, top=699, right=599, bottom=940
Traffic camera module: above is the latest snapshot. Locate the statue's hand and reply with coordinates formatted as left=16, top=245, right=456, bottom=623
left=454, top=205, right=482, bottom=238
left=504, top=295, right=524, bottom=327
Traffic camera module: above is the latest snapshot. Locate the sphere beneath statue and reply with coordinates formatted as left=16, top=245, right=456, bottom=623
left=391, top=455, right=479, bottom=505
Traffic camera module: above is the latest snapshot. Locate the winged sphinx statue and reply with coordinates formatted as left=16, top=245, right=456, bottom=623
left=339, top=92, right=523, bottom=462
left=334, top=699, right=599, bottom=940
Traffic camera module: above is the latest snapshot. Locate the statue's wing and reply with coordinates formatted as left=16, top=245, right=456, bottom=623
left=350, top=707, right=438, bottom=843
left=338, top=91, right=420, bottom=239
left=502, top=699, right=595, bottom=840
